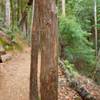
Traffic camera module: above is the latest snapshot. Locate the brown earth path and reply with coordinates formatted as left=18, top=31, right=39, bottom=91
left=0, top=48, right=30, bottom=100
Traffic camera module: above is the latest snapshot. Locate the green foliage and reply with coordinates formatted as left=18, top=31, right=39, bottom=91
left=0, top=32, right=25, bottom=51
left=0, top=37, right=13, bottom=51
left=59, top=16, right=95, bottom=67
left=64, top=60, right=78, bottom=76
left=66, top=0, right=94, bottom=32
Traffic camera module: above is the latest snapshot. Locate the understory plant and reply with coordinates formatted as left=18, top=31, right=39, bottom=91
left=59, top=16, right=95, bottom=75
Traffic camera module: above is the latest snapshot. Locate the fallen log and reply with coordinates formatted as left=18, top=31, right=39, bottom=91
left=58, top=59, right=96, bottom=100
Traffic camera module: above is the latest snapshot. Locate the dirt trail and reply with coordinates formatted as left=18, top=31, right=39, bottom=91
left=0, top=48, right=30, bottom=100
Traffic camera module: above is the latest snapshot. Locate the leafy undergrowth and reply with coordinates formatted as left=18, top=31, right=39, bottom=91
left=0, top=31, right=29, bottom=52
left=12, top=33, right=29, bottom=51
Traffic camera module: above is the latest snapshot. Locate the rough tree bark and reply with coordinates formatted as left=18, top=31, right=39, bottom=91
left=30, top=0, right=39, bottom=99
left=61, top=0, right=66, bottom=16
left=30, top=0, right=58, bottom=100
left=94, top=0, right=98, bottom=56
left=40, top=0, right=58, bottom=100
left=5, top=0, right=11, bottom=26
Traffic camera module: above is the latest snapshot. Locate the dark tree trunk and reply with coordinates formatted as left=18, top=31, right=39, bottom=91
left=30, top=0, right=58, bottom=100
left=30, top=33, right=39, bottom=99
left=40, top=0, right=58, bottom=100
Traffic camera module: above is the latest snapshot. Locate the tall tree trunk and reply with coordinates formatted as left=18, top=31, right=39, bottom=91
left=30, top=0, right=58, bottom=100
left=5, top=0, right=11, bottom=26
left=61, top=0, right=66, bottom=16
left=92, top=0, right=100, bottom=84
left=40, top=0, right=58, bottom=99
left=0, top=0, right=2, bottom=13
left=30, top=0, right=39, bottom=99
left=17, top=0, right=20, bottom=22
left=94, top=0, right=98, bottom=56
left=10, top=0, right=14, bottom=29
left=29, top=0, right=34, bottom=43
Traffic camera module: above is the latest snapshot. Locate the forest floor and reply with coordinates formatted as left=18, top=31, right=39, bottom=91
left=0, top=48, right=30, bottom=100
left=0, top=47, right=100, bottom=100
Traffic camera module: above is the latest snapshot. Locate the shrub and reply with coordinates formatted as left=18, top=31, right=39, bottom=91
left=59, top=16, right=95, bottom=68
